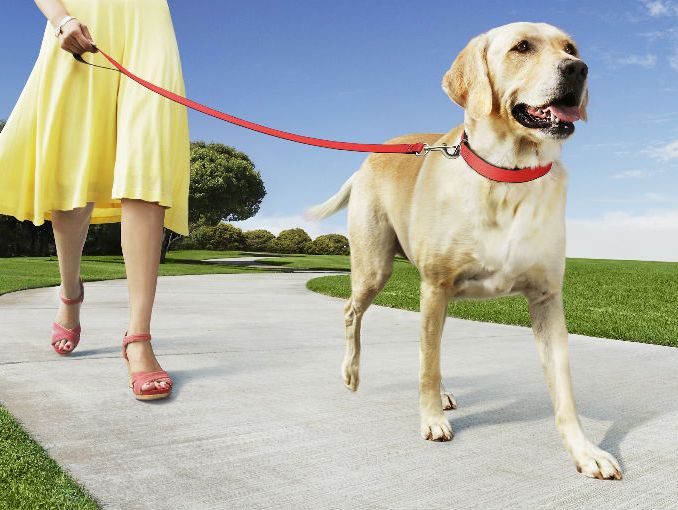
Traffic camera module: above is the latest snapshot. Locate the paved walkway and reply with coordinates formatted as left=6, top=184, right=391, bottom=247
left=203, top=256, right=345, bottom=272
left=1, top=274, right=677, bottom=510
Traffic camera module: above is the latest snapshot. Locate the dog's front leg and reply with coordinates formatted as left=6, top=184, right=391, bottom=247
left=419, top=281, right=453, bottom=441
left=527, top=290, right=621, bottom=480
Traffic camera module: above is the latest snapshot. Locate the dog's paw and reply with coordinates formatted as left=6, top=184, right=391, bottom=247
left=341, top=362, right=359, bottom=391
left=441, top=391, right=457, bottom=411
left=420, top=414, right=453, bottom=442
left=573, top=444, right=622, bottom=480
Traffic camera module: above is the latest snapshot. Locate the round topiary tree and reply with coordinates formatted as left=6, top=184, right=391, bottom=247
left=243, top=229, right=276, bottom=253
left=161, top=141, right=266, bottom=261
left=207, top=223, right=246, bottom=251
left=189, top=142, right=266, bottom=226
left=306, top=234, right=350, bottom=255
left=276, top=228, right=312, bottom=254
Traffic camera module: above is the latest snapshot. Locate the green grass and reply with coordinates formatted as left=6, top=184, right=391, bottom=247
left=258, top=253, right=351, bottom=271
left=0, top=250, right=255, bottom=296
left=307, top=257, right=678, bottom=348
left=0, top=407, right=97, bottom=510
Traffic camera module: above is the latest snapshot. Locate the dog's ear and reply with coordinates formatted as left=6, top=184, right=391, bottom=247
left=442, top=35, right=493, bottom=119
left=579, top=88, right=588, bottom=121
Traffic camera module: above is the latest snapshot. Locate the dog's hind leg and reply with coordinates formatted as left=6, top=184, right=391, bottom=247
left=527, top=290, right=621, bottom=480
left=342, top=205, right=396, bottom=392
left=419, top=280, right=453, bottom=441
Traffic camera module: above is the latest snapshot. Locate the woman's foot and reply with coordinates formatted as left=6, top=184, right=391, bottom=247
left=123, top=339, right=171, bottom=393
left=52, top=279, right=84, bottom=354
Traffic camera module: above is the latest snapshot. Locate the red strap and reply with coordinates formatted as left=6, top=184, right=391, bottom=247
left=130, top=370, right=173, bottom=395
left=122, top=333, right=152, bottom=360
left=459, top=132, right=552, bottom=183
left=84, top=50, right=424, bottom=155
left=59, top=279, right=84, bottom=305
left=51, top=322, right=81, bottom=345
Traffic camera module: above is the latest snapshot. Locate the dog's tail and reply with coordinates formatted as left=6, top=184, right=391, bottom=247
left=305, top=172, right=356, bottom=220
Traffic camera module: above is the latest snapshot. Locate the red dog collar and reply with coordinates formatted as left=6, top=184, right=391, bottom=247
left=459, top=132, right=552, bottom=183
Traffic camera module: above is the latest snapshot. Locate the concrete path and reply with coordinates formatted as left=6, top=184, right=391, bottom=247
left=203, top=256, right=343, bottom=272
left=1, top=274, right=677, bottom=510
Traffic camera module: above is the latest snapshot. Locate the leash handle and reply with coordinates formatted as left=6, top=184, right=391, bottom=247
left=74, top=50, right=425, bottom=155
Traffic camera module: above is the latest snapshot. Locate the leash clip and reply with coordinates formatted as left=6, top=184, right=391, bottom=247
left=416, top=143, right=460, bottom=159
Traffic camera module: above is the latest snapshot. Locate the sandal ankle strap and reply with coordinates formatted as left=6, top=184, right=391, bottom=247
left=60, top=278, right=84, bottom=305
left=122, top=333, right=152, bottom=360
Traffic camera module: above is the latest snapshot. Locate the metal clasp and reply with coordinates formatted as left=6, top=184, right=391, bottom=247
left=415, top=143, right=461, bottom=159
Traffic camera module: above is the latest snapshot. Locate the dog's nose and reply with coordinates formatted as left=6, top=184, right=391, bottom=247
left=558, top=59, right=588, bottom=81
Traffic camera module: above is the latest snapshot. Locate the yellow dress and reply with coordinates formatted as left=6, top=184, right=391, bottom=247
left=0, top=0, right=190, bottom=235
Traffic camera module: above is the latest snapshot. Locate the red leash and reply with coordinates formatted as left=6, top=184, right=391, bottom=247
left=74, top=50, right=553, bottom=182
left=76, top=50, right=424, bottom=155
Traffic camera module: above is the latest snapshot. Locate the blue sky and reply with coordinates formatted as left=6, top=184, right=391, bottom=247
left=2, top=0, right=678, bottom=260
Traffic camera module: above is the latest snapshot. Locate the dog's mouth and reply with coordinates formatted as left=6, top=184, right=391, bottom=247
left=511, top=92, right=581, bottom=137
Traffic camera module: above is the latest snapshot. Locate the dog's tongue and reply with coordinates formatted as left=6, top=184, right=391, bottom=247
left=545, top=104, right=581, bottom=122
left=526, top=104, right=581, bottom=122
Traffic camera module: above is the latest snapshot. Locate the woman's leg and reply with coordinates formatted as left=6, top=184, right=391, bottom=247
left=52, top=203, right=94, bottom=352
left=120, top=198, right=170, bottom=392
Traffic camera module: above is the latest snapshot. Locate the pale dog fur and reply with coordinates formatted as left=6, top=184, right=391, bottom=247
left=309, top=22, right=621, bottom=479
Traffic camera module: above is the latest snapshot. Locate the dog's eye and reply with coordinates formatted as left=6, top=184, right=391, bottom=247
left=511, top=40, right=531, bottom=53
left=564, top=43, right=577, bottom=56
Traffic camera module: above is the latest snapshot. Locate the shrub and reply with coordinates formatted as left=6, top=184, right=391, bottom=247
left=305, top=234, right=350, bottom=255
left=179, top=223, right=245, bottom=250
left=243, top=229, right=276, bottom=252
left=275, top=228, right=312, bottom=254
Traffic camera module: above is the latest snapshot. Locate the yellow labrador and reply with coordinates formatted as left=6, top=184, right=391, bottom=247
left=309, top=22, right=621, bottom=480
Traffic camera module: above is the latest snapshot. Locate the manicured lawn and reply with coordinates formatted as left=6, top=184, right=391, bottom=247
left=307, top=257, right=678, bottom=348
left=258, top=253, right=351, bottom=271
left=0, top=250, right=250, bottom=296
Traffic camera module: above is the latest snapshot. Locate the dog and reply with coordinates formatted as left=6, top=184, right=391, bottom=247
left=308, top=22, right=621, bottom=480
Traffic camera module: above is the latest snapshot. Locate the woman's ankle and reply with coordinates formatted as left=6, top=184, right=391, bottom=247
left=55, top=303, right=81, bottom=329
left=60, top=277, right=82, bottom=300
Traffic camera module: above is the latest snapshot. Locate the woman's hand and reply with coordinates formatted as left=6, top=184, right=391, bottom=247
left=58, top=19, right=97, bottom=55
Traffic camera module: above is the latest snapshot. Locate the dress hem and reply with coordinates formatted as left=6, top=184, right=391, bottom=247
left=0, top=187, right=188, bottom=235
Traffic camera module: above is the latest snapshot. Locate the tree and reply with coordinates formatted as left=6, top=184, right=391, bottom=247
left=243, top=229, right=276, bottom=252
left=275, top=228, right=312, bottom=254
left=161, top=141, right=265, bottom=261
left=188, top=142, right=266, bottom=226
left=83, top=224, right=122, bottom=255
left=306, top=234, right=350, bottom=255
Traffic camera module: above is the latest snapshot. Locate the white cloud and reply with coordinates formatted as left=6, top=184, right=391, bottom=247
left=230, top=213, right=346, bottom=238
left=639, top=27, right=678, bottom=40
left=611, top=54, right=657, bottom=68
left=670, top=52, right=678, bottom=70
left=646, top=139, right=678, bottom=160
left=642, top=0, right=672, bottom=16
left=567, top=209, right=678, bottom=261
left=609, top=169, right=655, bottom=179
left=594, top=192, right=673, bottom=204
left=641, top=0, right=678, bottom=16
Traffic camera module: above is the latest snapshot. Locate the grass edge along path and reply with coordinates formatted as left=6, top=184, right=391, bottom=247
left=306, top=257, right=678, bottom=348
left=0, top=407, right=98, bottom=510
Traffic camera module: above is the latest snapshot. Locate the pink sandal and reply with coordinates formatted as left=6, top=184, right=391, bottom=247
left=122, top=333, right=173, bottom=401
left=50, top=279, right=84, bottom=356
